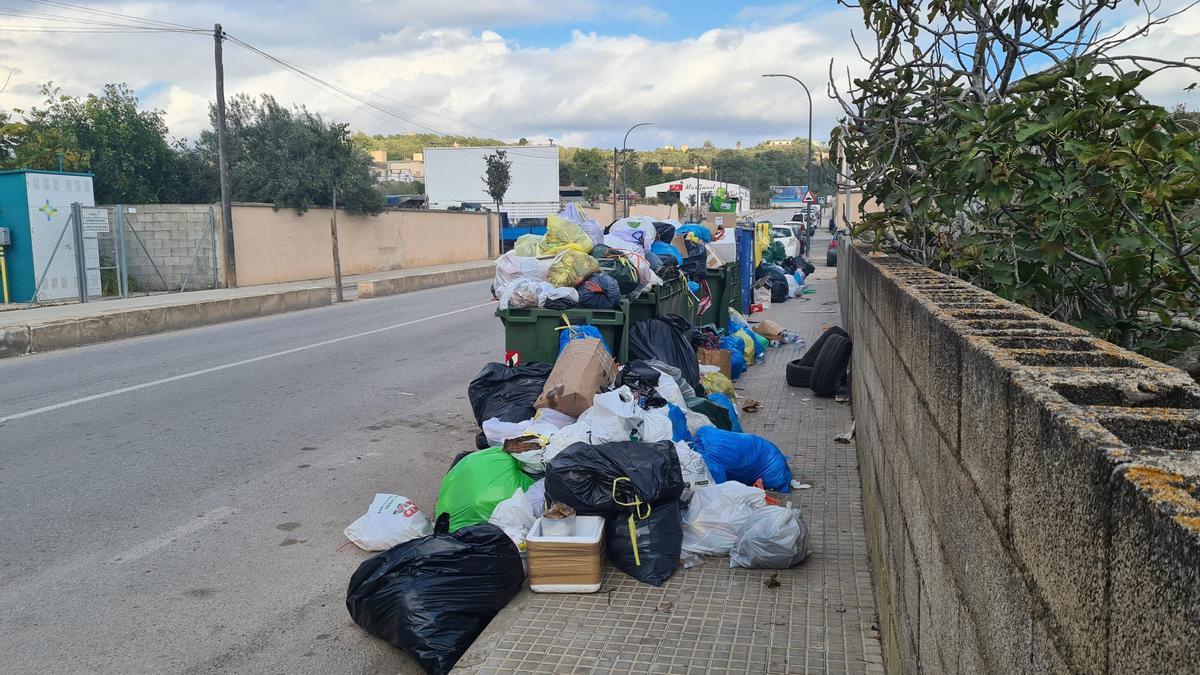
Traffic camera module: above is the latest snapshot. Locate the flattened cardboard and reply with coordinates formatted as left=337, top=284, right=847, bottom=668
left=534, top=338, right=617, bottom=417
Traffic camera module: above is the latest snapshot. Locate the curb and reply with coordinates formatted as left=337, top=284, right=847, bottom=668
left=358, top=263, right=493, bottom=299
left=0, top=287, right=330, bottom=359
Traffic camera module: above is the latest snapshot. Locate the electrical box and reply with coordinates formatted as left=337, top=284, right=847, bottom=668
left=0, top=170, right=98, bottom=302
left=0, top=226, right=10, bottom=246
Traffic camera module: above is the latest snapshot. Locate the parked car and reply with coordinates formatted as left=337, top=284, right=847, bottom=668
left=771, top=226, right=803, bottom=258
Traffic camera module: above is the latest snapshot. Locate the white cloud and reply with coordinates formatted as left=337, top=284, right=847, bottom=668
left=627, top=6, right=669, bottom=24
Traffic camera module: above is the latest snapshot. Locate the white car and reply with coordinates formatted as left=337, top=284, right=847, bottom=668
left=771, top=227, right=803, bottom=258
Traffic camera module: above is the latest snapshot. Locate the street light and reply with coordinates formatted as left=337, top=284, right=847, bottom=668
left=621, top=122, right=654, bottom=218
left=762, top=73, right=813, bottom=249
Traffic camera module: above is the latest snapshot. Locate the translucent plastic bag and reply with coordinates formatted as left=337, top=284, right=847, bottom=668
left=610, top=216, right=658, bottom=247
left=547, top=250, right=600, bottom=288
left=494, top=251, right=551, bottom=289
left=674, top=440, right=715, bottom=502
left=538, top=286, right=579, bottom=309
left=541, top=214, right=594, bottom=256
left=499, top=278, right=553, bottom=309
left=489, top=488, right=537, bottom=553
left=700, top=371, right=735, bottom=399
left=729, top=504, right=810, bottom=569
left=681, top=482, right=766, bottom=555
left=344, top=494, right=434, bottom=551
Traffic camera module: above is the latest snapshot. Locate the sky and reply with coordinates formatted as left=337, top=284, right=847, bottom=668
left=1, top=0, right=1198, bottom=150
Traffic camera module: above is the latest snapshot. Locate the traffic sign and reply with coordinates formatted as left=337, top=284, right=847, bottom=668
left=801, top=191, right=816, bottom=204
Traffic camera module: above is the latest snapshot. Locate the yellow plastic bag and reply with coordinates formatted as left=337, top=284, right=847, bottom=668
left=547, top=250, right=601, bottom=288
left=700, top=371, right=735, bottom=400
left=735, top=330, right=756, bottom=364
left=513, top=234, right=544, bottom=257
left=540, top=214, right=594, bottom=256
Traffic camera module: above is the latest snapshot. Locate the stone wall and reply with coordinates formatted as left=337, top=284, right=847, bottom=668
left=843, top=242, right=1200, bottom=674
left=100, top=204, right=219, bottom=292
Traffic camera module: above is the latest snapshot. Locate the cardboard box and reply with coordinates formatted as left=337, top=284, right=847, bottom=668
left=705, top=244, right=725, bottom=269
left=753, top=319, right=786, bottom=342
left=698, top=347, right=732, bottom=378
left=527, top=515, right=605, bottom=593
left=534, top=338, right=617, bottom=417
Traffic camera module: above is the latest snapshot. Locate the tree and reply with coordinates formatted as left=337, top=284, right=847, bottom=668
left=832, top=0, right=1200, bottom=369
left=563, top=148, right=612, bottom=201
left=483, top=149, right=512, bottom=210
left=201, top=94, right=382, bottom=214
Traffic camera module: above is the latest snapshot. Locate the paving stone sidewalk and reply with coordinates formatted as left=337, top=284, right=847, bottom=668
left=457, top=267, right=883, bottom=675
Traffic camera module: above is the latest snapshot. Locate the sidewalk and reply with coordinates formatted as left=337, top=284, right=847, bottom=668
left=0, top=259, right=493, bottom=358
left=456, top=266, right=883, bottom=674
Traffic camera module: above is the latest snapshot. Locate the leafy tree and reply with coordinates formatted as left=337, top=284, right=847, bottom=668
left=378, top=180, right=424, bottom=195
left=483, top=149, right=512, bottom=210
left=833, top=0, right=1200, bottom=370
left=563, top=148, right=612, bottom=201
left=202, top=94, right=382, bottom=214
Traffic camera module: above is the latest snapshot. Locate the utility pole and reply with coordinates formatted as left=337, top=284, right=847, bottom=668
left=330, top=185, right=343, bottom=302
left=611, top=147, right=618, bottom=220
left=214, top=23, right=237, bottom=288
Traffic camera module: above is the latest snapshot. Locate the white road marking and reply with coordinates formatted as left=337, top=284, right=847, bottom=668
left=111, top=506, right=236, bottom=565
left=0, top=301, right=495, bottom=424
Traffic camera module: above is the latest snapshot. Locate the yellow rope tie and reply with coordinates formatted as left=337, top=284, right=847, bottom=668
left=611, top=477, right=651, bottom=566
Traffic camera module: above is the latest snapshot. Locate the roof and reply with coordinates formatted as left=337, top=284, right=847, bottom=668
left=0, top=169, right=94, bottom=178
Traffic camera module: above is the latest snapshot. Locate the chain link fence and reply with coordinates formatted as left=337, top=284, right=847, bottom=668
left=25, top=203, right=221, bottom=306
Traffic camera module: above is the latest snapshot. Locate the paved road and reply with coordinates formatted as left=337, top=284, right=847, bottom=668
left=0, top=279, right=501, bottom=673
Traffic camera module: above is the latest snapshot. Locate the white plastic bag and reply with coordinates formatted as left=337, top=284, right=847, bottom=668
left=610, top=216, right=658, bottom=247
left=786, top=274, right=802, bottom=298
left=343, top=494, right=433, bottom=551
left=499, top=278, right=553, bottom=309
left=489, top=488, right=537, bottom=553
left=542, top=420, right=593, bottom=465
left=481, top=418, right=560, bottom=447
left=494, top=252, right=551, bottom=289
left=585, top=386, right=639, bottom=443
left=729, top=504, right=811, bottom=569
left=525, top=479, right=547, bottom=518
left=636, top=406, right=674, bottom=442
left=533, top=408, right=576, bottom=429
left=675, top=440, right=715, bottom=502
left=651, top=369, right=686, bottom=407
left=538, top=286, right=579, bottom=307
left=682, top=482, right=767, bottom=555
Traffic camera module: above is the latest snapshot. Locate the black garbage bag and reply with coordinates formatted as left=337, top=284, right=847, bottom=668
left=681, top=239, right=706, bottom=279
left=598, top=257, right=639, bottom=295
left=655, top=257, right=681, bottom=280
left=781, top=256, right=799, bottom=275
left=467, top=362, right=554, bottom=427
left=577, top=273, right=621, bottom=309
left=686, top=395, right=734, bottom=431
left=628, top=318, right=702, bottom=392
left=796, top=256, right=816, bottom=276
left=770, top=277, right=789, bottom=304
left=605, top=499, right=683, bottom=586
left=652, top=220, right=676, bottom=244
left=346, top=514, right=524, bottom=675
left=543, top=294, right=579, bottom=311
left=545, top=441, right=685, bottom=515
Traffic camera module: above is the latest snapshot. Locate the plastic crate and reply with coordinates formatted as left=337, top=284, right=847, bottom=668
left=496, top=300, right=629, bottom=365
left=628, top=276, right=694, bottom=325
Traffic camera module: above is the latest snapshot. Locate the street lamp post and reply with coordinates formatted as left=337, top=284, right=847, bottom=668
left=621, top=122, right=654, bottom=218
left=763, top=73, right=813, bottom=251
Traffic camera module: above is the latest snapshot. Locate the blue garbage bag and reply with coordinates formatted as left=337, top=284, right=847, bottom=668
left=693, top=426, right=793, bottom=492
left=650, top=241, right=683, bottom=265
left=687, top=281, right=700, bottom=294
left=706, top=393, right=743, bottom=433
left=718, top=338, right=747, bottom=380
left=667, top=403, right=692, bottom=443
left=558, top=323, right=612, bottom=356
left=678, top=224, right=712, bottom=242
left=793, top=270, right=806, bottom=287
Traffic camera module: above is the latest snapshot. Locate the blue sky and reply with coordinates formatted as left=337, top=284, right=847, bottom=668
left=1, top=0, right=1197, bottom=149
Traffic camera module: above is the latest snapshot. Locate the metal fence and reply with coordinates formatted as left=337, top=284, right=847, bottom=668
left=27, top=202, right=220, bottom=305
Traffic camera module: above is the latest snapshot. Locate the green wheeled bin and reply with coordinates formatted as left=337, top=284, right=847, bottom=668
left=628, top=276, right=694, bottom=325
left=697, top=262, right=740, bottom=330
left=495, top=300, right=629, bottom=365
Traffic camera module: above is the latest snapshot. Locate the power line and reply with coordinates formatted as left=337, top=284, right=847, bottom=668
left=19, top=0, right=202, bottom=31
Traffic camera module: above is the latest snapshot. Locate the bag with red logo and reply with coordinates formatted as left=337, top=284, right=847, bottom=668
left=344, top=493, right=434, bottom=551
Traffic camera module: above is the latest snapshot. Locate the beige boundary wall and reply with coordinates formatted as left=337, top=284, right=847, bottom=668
left=580, top=203, right=678, bottom=224
left=225, top=204, right=493, bottom=287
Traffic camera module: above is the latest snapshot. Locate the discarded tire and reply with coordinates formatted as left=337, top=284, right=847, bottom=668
left=785, top=360, right=812, bottom=388
left=809, top=334, right=852, bottom=397
left=797, top=326, right=848, bottom=368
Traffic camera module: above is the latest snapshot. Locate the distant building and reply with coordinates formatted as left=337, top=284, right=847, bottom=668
left=559, top=185, right=587, bottom=204
left=369, top=152, right=426, bottom=183
left=764, top=139, right=793, bottom=147
left=643, top=177, right=751, bottom=215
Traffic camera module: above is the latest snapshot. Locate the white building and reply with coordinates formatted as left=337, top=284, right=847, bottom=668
left=643, top=177, right=752, bottom=216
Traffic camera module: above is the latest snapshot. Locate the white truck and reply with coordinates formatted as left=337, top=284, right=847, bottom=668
left=424, top=145, right=561, bottom=220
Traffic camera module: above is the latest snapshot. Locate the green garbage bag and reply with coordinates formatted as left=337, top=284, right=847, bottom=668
left=598, top=255, right=639, bottom=295
left=763, top=241, right=787, bottom=265
left=435, top=448, right=536, bottom=531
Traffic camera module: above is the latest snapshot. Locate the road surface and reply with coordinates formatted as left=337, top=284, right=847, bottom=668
left=0, top=210, right=837, bottom=673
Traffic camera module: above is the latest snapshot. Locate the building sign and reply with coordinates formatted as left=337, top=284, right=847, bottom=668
left=668, top=183, right=684, bottom=192
left=769, top=185, right=808, bottom=206
left=81, top=207, right=110, bottom=233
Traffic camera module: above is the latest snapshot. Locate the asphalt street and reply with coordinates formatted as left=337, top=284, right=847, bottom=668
left=0, top=209, right=832, bottom=673
left=0, top=279, right=501, bottom=674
